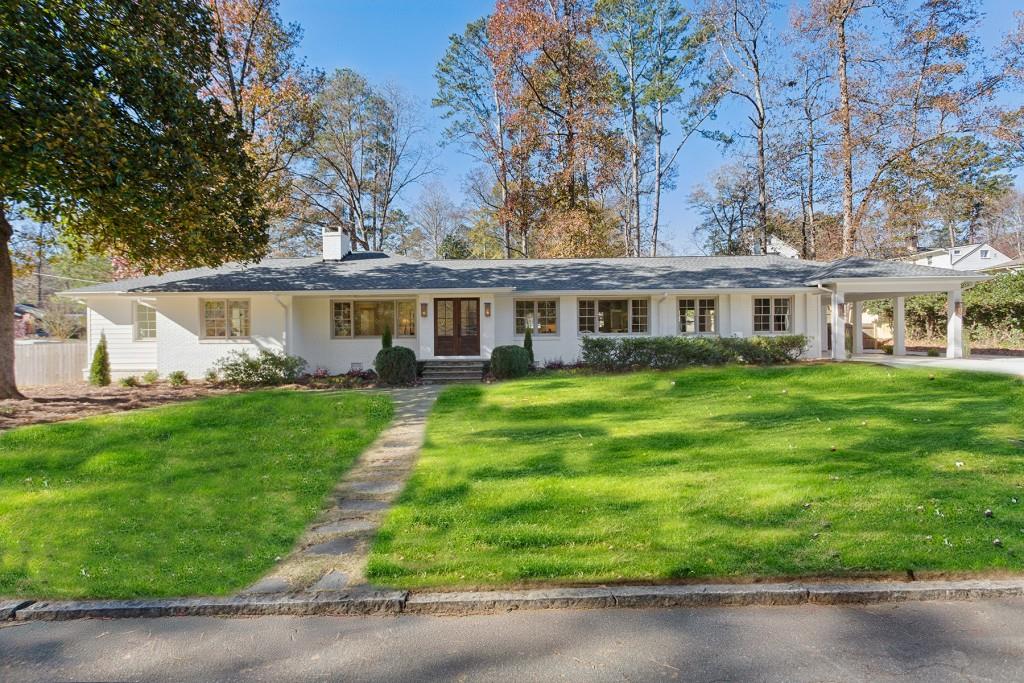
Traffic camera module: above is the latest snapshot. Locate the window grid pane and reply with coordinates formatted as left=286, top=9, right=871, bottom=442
left=203, top=301, right=227, bottom=338
left=332, top=301, right=352, bottom=337
left=578, top=300, right=596, bottom=333
left=437, top=300, right=454, bottom=336
left=536, top=300, right=557, bottom=334
left=698, top=299, right=716, bottom=333
left=397, top=301, right=416, bottom=336
left=631, top=299, right=648, bottom=333
left=753, top=298, right=771, bottom=332
left=135, top=303, right=156, bottom=340
left=515, top=300, right=533, bottom=335
left=679, top=299, right=696, bottom=333
left=773, top=297, right=791, bottom=332
left=228, top=300, right=250, bottom=337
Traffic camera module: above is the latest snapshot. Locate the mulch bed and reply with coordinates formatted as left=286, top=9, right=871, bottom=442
left=0, top=382, right=240, bottom=431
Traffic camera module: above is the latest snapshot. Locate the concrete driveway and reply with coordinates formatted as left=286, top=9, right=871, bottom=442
left=3, top=600, right=1024, bottom=682
left=852, top=353, right=1024, bottom=377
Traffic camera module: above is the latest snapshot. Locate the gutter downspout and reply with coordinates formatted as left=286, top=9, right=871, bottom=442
left=273, top=294, right=291, bottom=355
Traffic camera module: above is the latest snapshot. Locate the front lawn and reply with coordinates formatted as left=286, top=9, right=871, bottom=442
left=368, top=364, right=1024, bottom=588
left=0, top=390, right=392, bottom=598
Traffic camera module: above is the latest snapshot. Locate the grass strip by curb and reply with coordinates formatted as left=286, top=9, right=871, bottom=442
left=7, top=578, right=1024, bottom=621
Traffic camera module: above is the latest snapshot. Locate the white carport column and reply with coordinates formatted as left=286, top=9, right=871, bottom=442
left=893, top=297, right=906, bottom=356
left=947, top=288, right=964, bottom=358
left=851, top=301, right=864, bottom=354
left=830, top=290, right=846, bottom=360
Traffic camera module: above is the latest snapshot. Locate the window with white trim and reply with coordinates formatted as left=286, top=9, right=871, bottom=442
left=134, top=302, right=156, bottom=340
left=753, top=297, right=792, bottom=333
left=980, top=249, right=991, bottom=258
left=678, top=298, right=717, bottom=334
left=577, top=299, right=649, bottom=334
left=202, top=299, right=250, bottom=338
left=332, top=299, right=416, bottom=338
left=515, top=299, right=558, bottom=335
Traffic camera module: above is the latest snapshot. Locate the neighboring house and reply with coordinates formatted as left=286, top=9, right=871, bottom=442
left=62, top=229, right=986, bottom=379
left=898, top=243, right=1012, bottom=271
left=980, top=256, right=1024, bottom=274
left=764, top=236, right=802, bottom=259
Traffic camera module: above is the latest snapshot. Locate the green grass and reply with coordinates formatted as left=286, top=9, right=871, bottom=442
left=0, top=390, right=392, bottom=599
left=368, top=364, right=1024, bottom=589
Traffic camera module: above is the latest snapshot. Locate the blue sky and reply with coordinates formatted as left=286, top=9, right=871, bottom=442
left=278, top=0, right=1021, bottom=255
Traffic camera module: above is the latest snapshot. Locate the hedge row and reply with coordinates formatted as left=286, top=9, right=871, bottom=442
left=867, top=272, right=1024, bottom=343
left=580, top=335, right=808, bottom=371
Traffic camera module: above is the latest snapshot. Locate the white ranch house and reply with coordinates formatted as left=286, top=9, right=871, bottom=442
left=63, top=228, right=986, bottom=379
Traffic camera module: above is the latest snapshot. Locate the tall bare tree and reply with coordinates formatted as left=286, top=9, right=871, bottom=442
left=293, top=69, right=435, bottom=252
left=707, top=0, right=774, bottom=254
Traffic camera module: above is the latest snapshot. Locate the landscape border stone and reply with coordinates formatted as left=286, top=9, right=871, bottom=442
left=5, top=579, right=1024, bottom=621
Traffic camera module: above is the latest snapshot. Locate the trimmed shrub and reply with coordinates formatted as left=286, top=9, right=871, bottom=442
left=167, top=370, right=189, bottom=386
left=374, top=346, right=416, bottom=385
left=142, top=370, right=159, bottom=384
left=579, top=334, right=808, bottom=371
left=523, top=327, right=534, bottom=364
left=490, top=345, right=531, bottom=379
left=381, top=324, right=393, bottom=349
left=89, top=332, right=111, bottom=386
left=215, top=350, right=307, bottom=387
left=118, top=375, right=140, bottom=388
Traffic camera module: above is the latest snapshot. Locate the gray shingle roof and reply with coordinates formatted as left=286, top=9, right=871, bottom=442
left=64, top=252, right=981, bottom=296
left=805, top=257, right=973, bottom=282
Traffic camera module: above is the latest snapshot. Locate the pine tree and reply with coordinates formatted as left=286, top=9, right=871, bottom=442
left=89, top=332, right=111, bottom=386
left=523, top=327, right=534, bottom=364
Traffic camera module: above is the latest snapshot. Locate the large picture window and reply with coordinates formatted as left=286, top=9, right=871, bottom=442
left=577, top=299, right=649, bottom=334
left=332, top=299, right=416, bottom=338
left=202, top=299, right=250, bottom=339
left=134, top=302, right=156, bottom=340
left=515, top=299, right=558, bottom=335
left=753, top=297, right=792, bottom=333
left=679, top=298, right=716, bottom=334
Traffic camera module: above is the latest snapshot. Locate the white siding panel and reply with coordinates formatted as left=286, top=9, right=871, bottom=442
left=156, top=295, right=285, bottom=378
left=86, top=299, right=157, bottom=376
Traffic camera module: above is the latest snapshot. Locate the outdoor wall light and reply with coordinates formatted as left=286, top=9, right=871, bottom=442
left=420, top=302, right=428, bottom=318
left=484, top=302, right=492, bottom=317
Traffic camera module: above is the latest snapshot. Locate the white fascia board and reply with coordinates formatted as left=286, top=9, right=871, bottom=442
left=508, top=287, right=820, bottom=296
left=102, top=287, right=518, bottom=297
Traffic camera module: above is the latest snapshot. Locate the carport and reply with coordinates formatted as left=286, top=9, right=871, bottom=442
left=807, top=258, right=990, bottom=361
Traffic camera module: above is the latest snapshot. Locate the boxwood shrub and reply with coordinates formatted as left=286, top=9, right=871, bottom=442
left=374, top=346, right=417, bottom=385
left=580, top=334, right=807, bottom=371
left=490, top=345, right=531, bottom=379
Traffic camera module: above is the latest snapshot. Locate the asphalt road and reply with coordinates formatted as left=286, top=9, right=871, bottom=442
left=3, top=599, right=1023, bottom=682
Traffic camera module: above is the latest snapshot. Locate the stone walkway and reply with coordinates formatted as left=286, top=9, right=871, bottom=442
left=241, top=385, right=440, bottom=596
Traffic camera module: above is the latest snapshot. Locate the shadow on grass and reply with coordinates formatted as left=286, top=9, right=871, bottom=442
left=371, top=365, right=1024, bottom=587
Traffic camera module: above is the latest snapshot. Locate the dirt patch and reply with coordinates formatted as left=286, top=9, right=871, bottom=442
left=0, top=382, right=241, bottom=431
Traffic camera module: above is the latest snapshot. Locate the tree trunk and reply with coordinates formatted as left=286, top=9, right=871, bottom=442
left=628, top=55, right=641, bottom=257
left=837, top=12, right=856, bottom=256
left=806, top=111, right=817, bottom=259
left=0, top=206, right=24, bottom=399
left=651, top=104, right=664, bottom=257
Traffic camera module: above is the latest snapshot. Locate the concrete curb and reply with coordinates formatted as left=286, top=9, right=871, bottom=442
left=6, top=579, right=1024, bottom=621
left=0, top=600, right=33, bottom=620
left=12, top=591, right=406, bottom=621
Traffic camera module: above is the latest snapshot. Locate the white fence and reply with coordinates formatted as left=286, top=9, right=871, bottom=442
left=15, top=340, right=88, bottom=386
